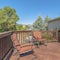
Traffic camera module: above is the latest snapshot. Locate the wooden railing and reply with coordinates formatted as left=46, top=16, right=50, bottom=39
left=40, top=30, right=58, bottom=42
left=0, top=30, right=59, bottom=60
left=0, top=31, right=13, bottom=60
left=58, top=30, right=60, bottom=42
left=14, top=30, right=33, bottom=44
left=14, top=30, right=58, bottom=43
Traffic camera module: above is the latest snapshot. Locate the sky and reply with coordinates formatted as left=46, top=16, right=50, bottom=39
left=0, top=0, right=60, bottom=24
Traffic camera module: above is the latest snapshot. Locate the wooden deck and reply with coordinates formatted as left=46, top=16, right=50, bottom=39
left=10, top=42, right=60, bottom=60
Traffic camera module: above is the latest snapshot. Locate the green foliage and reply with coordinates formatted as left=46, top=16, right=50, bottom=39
left=0, top=6, right=19, bottom=31
left=44, top=16, right=51, bottom=23
left=33, top=16, right=51, bottom=30
left=33, top=16, right=44, bottom=30
left=16, top=24, right=29, bottom=30
left=16, top=24, right=23, bottom=30
left=42, top=32, right=53, bottom=40
left=44, top=16, right=51, bottom=30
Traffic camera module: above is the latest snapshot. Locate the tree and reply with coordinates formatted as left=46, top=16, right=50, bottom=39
left=33, top=16, right=51, bottom=30
left=44, top=16, right=51, bottom=30
left=0, top=6, right=19, bottom=31
left=16, top=24, right=23, bottom=30
left=16, top=24, right=30, bottom=30
left=33, top=16, right=44, bottom=30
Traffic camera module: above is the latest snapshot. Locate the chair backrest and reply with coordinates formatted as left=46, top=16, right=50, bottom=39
left=11, top=33, right=21, bottom=52
left=33, top=31, right=42, bottom=39
left=11, top=33, right=33, bottom=52
left=11, top=33, right=20, bottom=46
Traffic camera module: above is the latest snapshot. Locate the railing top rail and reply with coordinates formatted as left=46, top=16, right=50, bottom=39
left=14, top=30, right=32, bottom=33
left=0, top=30, right=58, bottom=39
left=14, top=30, right=32, bottom=32
left=0, top=31, right=13, bottom=39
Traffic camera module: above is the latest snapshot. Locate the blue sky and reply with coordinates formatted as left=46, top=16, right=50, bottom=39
left=0, top=0, right=60, bottom=24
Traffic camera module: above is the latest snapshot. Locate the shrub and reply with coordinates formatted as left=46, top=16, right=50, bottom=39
left=42, top=32, right=53, bottom=40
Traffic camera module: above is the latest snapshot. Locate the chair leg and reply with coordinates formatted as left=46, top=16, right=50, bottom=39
left=13, top=51, right=18, bottom=56
left=17, top=55, right=21, bottom=60
left=44, top=41, right=47, bottom=46
left=31, top=51, right=37, bottom=60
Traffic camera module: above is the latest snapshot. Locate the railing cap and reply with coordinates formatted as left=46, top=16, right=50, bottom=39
left=0, top=31, right=13, bottom=39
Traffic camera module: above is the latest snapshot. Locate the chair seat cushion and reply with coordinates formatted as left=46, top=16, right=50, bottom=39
left=17, top=43, right=33, bottom=53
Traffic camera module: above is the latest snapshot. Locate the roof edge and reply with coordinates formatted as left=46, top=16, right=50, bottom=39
left=48, top=17, right=60, bottom=23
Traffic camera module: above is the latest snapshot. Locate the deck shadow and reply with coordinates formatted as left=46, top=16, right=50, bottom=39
left=20, top=50, right=33, bottom=57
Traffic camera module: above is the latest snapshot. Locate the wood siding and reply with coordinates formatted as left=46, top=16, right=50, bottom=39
left=48, top=20, right=60, bottom=30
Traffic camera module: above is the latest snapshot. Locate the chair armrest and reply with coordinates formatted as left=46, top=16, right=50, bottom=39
left=16, top=44, right=20, bottom=46
left=20, top=43, right=33, bottom=48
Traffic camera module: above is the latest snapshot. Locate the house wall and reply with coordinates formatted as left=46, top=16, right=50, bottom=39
left=48, top=20, right=60, bottom=30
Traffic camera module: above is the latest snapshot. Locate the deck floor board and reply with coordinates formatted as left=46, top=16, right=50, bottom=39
left=10, top=42, right=60, bottom=60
